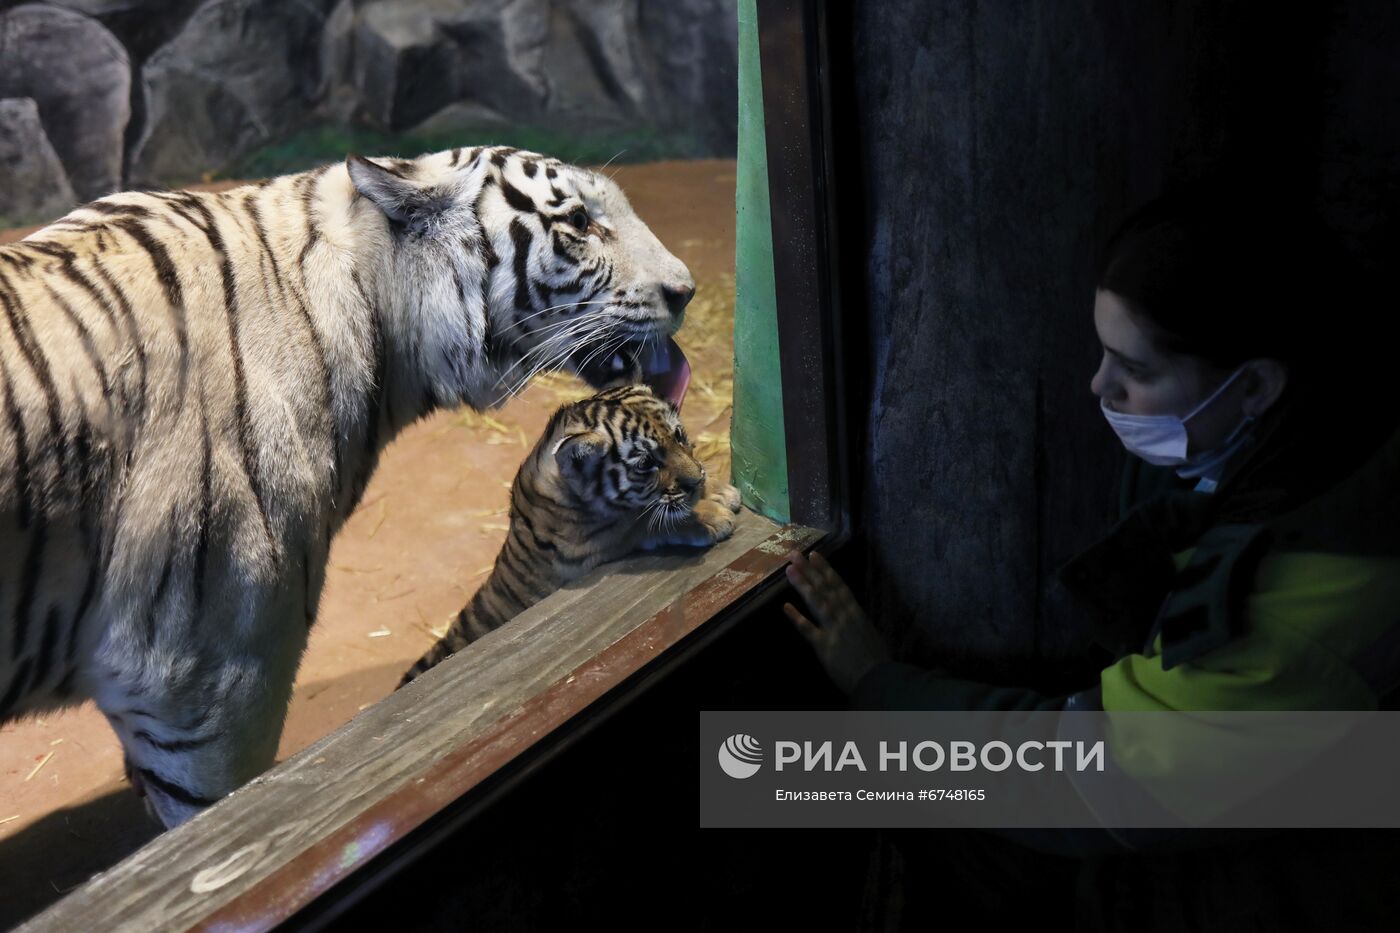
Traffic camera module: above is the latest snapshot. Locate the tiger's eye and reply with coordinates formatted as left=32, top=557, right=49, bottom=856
left=569, top=209, right=589, bottom=232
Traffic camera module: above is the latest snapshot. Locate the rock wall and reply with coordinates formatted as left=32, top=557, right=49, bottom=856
left=0, top=0, right=737, bottom=221
left=0, top=97, right=76, bottom=219
left=0, top=4, right=130, bottom=202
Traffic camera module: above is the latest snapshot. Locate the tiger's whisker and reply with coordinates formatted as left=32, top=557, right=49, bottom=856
left=515, top=299, right=612, bottom=328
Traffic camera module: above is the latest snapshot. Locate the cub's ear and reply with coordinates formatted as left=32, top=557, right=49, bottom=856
left=346, top=153, right=447, bottom=231
left=552, top=430, right=610, bottom=473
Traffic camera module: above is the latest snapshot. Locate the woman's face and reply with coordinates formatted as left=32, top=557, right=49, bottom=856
left=1089, top=289, right=1257, bottom=455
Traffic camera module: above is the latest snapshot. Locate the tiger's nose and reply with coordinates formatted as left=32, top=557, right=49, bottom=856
left=662, top=283, right=694, bottom=317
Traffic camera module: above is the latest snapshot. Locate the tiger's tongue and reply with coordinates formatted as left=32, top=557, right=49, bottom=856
left=641, top=337, right=691, bottom=410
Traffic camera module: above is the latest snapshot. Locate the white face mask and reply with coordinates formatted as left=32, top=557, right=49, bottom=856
left=1100, top=365, right=1251, bottom=467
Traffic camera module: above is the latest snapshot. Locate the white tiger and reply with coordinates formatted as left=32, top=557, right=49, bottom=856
left=0, top=145, right=695, bottom=826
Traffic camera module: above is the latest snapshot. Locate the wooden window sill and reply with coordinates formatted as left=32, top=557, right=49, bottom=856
left=25, top=510, right=819, bottom=933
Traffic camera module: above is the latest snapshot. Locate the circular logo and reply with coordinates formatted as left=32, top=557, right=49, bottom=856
left=718, top=733, right=763, bottom=779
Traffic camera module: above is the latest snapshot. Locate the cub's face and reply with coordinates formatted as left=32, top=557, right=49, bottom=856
left=550, top=386, right=706, bottom=522
left=345, top=146, right=694, bottom=408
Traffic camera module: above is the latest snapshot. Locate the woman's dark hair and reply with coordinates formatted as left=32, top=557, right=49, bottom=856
left=1097, top=174, right=1353, bottom=378
left=1102, top=177, right=1397, bottom=522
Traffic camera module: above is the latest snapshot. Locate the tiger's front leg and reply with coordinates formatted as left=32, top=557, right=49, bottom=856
left=94, top=584, right=310, bottom=828
left=640, top=483, right=743, bottom=550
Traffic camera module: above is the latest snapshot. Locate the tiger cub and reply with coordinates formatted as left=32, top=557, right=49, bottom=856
left=0, top=144, right=695, bottom=827
left=400, top=384, right=740, bottom=685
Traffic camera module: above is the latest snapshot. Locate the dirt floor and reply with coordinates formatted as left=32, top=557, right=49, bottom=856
left=0, top=158, right=737, bottom=927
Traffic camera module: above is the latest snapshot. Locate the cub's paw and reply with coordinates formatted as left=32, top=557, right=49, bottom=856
left=694, top=498, right=737, bottom=543
left=706, top=483, right=742, bottom=513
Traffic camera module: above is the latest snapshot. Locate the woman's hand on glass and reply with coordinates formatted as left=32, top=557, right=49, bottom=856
left=784, top=550, right=892, bottom=696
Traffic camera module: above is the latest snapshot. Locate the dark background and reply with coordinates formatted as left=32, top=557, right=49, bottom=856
left=851, top=0, right=1398, bottom=689
left=302, top=0, right=1400, bottom=928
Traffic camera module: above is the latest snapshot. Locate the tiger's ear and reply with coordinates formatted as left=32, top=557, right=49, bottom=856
left=552, top=430, right=609, bottom=473
left=346, top=153, right=446, bottom=230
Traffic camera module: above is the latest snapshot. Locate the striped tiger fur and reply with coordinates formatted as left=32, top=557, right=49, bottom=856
left=399, top=384, right=741, bottom=686
left=0, top=145, right=695, bottom=827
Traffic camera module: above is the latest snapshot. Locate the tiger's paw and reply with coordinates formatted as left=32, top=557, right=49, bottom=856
left=693, top=498, right=737, bottom=543
left=706, top=483, right=741, bottom=513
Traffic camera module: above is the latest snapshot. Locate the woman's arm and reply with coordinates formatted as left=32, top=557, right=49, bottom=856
left=782, top=550, right=893, bottom=695
left=784, top=549, right=1080, bottom=711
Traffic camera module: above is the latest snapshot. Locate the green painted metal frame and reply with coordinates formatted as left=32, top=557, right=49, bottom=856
left=731, top=0, right=791, bottom=524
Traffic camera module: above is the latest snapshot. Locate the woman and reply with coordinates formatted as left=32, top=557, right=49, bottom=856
left=784, top=178, right=1400, bottom=928
left=788, top=177, right=1400, bottom=714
